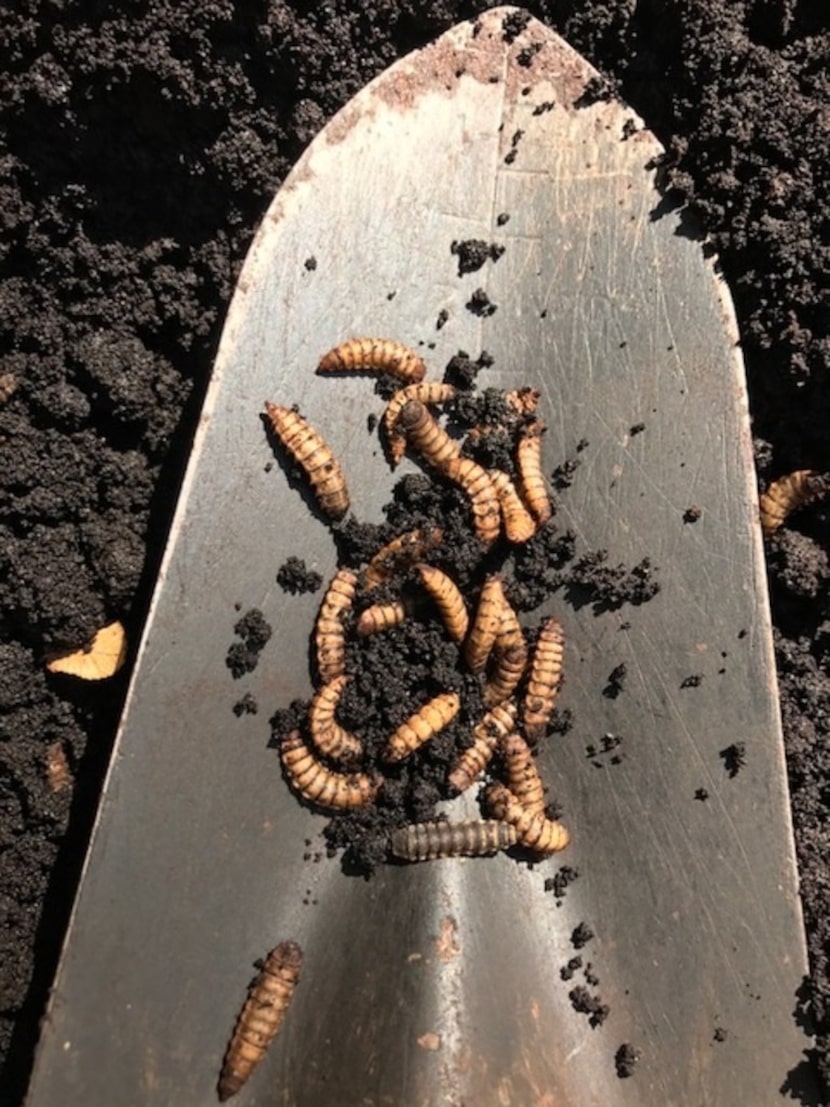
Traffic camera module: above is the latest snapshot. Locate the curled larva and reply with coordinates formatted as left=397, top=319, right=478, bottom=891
left=443, top=457, right=501, bottom=544
left=505, top=387, right=541, bottom=415
left=383, top=691, right=461, bottom=763
left=390, top=819, right=517, bottom=862
left=280, top=731, right=379, bottom=810
left=491, top=469, right=537, bottom=543
left=759, top=470, right=829, bottom=535
left=448, top=701, right=518, bottom=794
left=516, top=421, right=552, bottom=525
left=499, top=733, right=546, bottom=817
left=383, top=382, right=457, bottom=467
left=356, top=599, right=410, bottom=637
left=315, top=569, right=357, bottom=684
left=485, top=602, right=528, bottom=707
left=523, top=616, right=565, bottom=743
left=218, top=941, right=303, bottom=1101
left=416, top=563, right=468, bottom=643
left=398, top=399, right=461, bottom=472
left=485, top=782, right=569, bottom=855
left=317, top=338, right=426, bottom=383
left=308, top=676, right=362, bottom=763
left=465, top=575, right=507, bottom=674
left=362, top=527, right=443, bottom=590
left=264, top=402, right=349, bottom=520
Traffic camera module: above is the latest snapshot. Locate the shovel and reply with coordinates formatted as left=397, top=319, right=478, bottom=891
left=25, top=8, right=817, bottom=1105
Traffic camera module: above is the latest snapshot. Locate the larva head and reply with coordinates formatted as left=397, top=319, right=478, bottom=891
left=399, top=399, right=427, bottom=431
left=269, top=939, right=304, bottom=973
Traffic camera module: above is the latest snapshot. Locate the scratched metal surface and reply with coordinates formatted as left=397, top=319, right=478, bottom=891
left=26, top=8, right=815, bottom=1106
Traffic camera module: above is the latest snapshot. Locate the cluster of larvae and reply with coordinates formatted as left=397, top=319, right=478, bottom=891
left=266, top=338, right=571, bottom=862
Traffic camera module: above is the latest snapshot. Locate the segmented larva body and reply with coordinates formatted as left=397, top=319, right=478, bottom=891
left=491, top=469, right=537, bottom=543
left=505, top=387, right=541, bottom=415
left=264, top=402, right=349, bottom=520
left=315, top=569, right=357, bottom=684
left=308, top=676, right=362, bottom=763
left=485, top=782, right=569, bottom=855
left=218, top=941, right=303, bottom=1101
left=485, top=603, right=528, bottom=706
left=356, top=599, right=410, bottom=637
left=500, top=733, right=546, bottom=817
left=383, top=691, right=461, bottom=763
left=383, top=382, right=457, bottom=467
left=523, top=616, right=565, bottom=743
left=317, top=338, right=426, bottom=383
left=390, top=819, right=517, bottom=862
left=516, top=421, right=552, bottom=525
left=398, top=399, right=461, bottom=473
left=448, top=701, right=518, bottom=794
left=416, top=563, right=468, bottom=642
left=485, top=640, right=528, bottom=708
left=465, top=575, right=507, bottom=674
left=443, top=457, right=501, bottom=544
left=759, top=469, right=829, bottom=535
left=362, top=527, right=443, bottom=590
left=280, top=731, right=379, bottom=810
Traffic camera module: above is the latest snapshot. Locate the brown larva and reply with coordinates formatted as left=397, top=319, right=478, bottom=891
left=464, top=575, right=507, bottom=674
left=485, top=602, right=528, bottom=707
left=362, top=526, right=443, bottom=590
left=264, top=402, right=350, bottom=520
left=759, top=469, right=829, bottom=535
left=416, top=563, right=469, bottom=643
left=308, top=676, right=362, bottom=763
left=443, top=457, right=501, bottom=544
left=317, top=338, right=426, bottom=383
left=390, top=819, right=517, bottom=862
left=280, top=730, right=379, bottom=810
left=499, top=733, right=546, bottom=817
left=485, top=782, right=569, bottom=855
left=383, top=691, right=461, bottom=763
left=447, top=701, right=518, bottom=794
left=523, top=616, right=565, bottom=743
left=218, top=940, right=303, bottom=1101
left=315, top=569, right=357, bottom=684
left=356, top=599, right=410, bottom=637
left=505, top=387, right=541, bottom=415
left=516, top=421, right=552, bottom=525
left=490, top=469, right=537, bottom=543
left=398, top=399, right=461, bottom=472
left=383, top=382, right=457, bottom=467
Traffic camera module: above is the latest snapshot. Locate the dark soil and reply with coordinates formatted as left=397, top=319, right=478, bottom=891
left=0, top=2, right=828, bottom=1104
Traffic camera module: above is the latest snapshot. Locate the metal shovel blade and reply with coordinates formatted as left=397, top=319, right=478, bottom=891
left=26, top=7, right=815, bottom=1106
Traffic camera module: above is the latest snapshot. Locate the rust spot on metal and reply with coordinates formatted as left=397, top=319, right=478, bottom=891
left=436, top=915, right=460, bottom=963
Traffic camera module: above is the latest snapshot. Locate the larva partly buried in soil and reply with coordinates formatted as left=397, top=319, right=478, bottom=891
left=416, top=563, right=468, bottom=643
left=218, top=940, right=303, bottom=1101
left=383, top=691, right=461, bottom=763
left=390, top=819, right=517, bottom=862
left=280, top=731, right=379, bottom=810
left=314, top=569, right=357, bottom=684
left=516, top=420, right=552, bottom=525
left=485, top=782, right=569, bottom=855
left=356, top=599, right=410, bottom=637
left=361, top=526, right=443, bottom=590
left=383, top=382, right=457, bottom=467
left=447, top=700, right=518, bottom=794
left=523, top=616, right=565, bottom=744
left=758, top=469, right=829, bottom=535
left=443, top=457, right=501, bottom=544
left=264, top=402, right=350, bottom=520
left=308, top=676, right=362, bottom=763
left=317, top=337, right=426, bottom=383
